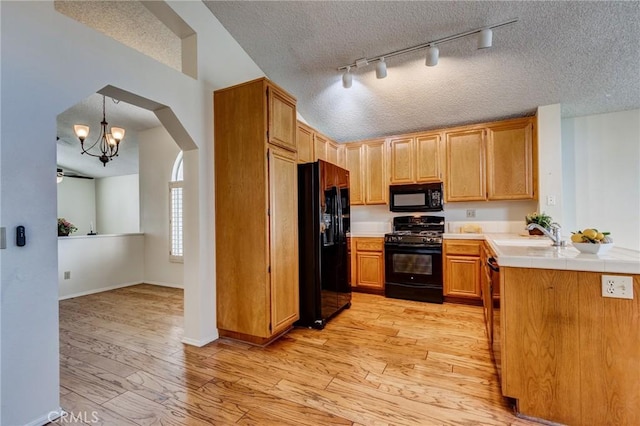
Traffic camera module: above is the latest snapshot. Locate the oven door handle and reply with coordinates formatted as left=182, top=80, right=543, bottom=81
left=385, top=245, right=442, bottom=253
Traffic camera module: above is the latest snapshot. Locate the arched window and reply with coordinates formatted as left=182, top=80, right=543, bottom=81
left=169, top=152, right=184, bottom=261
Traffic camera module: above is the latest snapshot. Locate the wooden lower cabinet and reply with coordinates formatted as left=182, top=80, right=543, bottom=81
left=502, top=268, right=640, bottom=425
left=351, top=237, right=384, bottom=293
left=443, top=240, right=482, bottom=303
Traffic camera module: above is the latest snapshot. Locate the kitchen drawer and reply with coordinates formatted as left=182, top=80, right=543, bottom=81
left=444, top=240, right=482, bottom=256
left=355, top=238, right=384, bottom=252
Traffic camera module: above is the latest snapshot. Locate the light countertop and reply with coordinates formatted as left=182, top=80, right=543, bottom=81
left=348, top=221, right=391, bottom=238
left=58, top=233, right=144, bottom=240
left=347, top=232, right=387, bottom=238
left=444, top=233, right=640, bottom=274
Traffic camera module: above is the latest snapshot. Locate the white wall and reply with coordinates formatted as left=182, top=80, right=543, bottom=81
left=562, top=109, right=640, bottom=250
left=537, top=104, right=564, bottom=224
left=0, top=1, right=264, bottom=424
left=56, top=177, right=96, bottom=235
left=58, top=234, right=144, bottom=299
left=352, top=200, right=537, bottom=229
left=96, top=174, right=140, bottom=234
left=139, top=126, right=183, bottom=288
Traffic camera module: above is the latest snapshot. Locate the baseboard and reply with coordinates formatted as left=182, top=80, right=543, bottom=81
left=144, top=280, right=184, bottom=289
left=24, top=407, right=64, bottom=426
left=59, top=281, right=143, bottom=300
left=182, top=332, right=219, bottom=347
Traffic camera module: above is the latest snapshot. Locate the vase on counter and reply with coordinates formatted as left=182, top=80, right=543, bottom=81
left=58, top=230, right=69, bottom=237
left=528, top=228, right=544, bottom=236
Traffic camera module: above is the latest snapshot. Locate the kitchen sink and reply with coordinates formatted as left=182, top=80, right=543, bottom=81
left=492, top=239, right=554, bottom=247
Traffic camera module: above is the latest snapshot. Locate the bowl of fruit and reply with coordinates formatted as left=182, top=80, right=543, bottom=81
left=571, top=228, right=613, bottom=254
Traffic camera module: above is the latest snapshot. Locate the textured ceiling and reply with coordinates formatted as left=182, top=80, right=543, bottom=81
left=204, top=1, right=640, bottom=142
left=55, top=0, right=181, bottom=71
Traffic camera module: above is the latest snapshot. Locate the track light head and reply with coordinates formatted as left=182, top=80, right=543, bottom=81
left=342, top=66, right=353, bottom=88
left=425, top=45, right=439, bottom=67
left=478, top=28, right=493, bottom=49
left=375, top=58, right=387, bottom=79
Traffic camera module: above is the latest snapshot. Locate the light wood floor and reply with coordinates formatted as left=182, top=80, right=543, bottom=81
left=58, top=284, right=535, bottom=425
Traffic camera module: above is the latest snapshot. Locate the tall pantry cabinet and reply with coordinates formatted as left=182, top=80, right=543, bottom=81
left=214, top=78, right=299, bottom=345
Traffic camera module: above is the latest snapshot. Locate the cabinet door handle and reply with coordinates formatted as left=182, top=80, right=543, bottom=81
left=487, top=257, right=500, bottom=272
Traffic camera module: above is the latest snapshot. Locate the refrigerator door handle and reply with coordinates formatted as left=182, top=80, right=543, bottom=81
left=336, top=186, right=342, bottom=241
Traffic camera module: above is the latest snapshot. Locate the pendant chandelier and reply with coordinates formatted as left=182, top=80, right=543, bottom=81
left=73, top=95, right=125, bottom=166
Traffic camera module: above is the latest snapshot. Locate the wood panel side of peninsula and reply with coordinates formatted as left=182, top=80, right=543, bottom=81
left=501, top=268, right=640, bottom=425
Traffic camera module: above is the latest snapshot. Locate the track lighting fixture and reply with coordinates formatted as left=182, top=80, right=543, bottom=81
left=337, top=18, right=517, bottom=86
left=342, top=66, right=353, bottom=88
left=478, top=28, right=493, bottom=49
left=376, top=58, right=387, bottom=79
left=425, top=45, right=439, bottom=67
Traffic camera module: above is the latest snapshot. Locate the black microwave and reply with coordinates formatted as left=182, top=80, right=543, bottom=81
left=389, top=183, right=444, bottom=212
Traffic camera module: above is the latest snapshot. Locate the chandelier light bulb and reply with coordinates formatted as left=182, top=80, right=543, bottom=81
left=342, top=66, right=353, bottom=88
left=107, top=134, right=117, bottom=147
left=376, top=58, right=387, bottom=79
left=111, top=127, right=125, bottom=142
left=425, top=45, right=439, bottom=67
left=74, top=124, right=90, bottom=141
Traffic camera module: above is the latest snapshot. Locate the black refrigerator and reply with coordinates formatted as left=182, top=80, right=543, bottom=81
left=297, top=160, right=351, bottom=329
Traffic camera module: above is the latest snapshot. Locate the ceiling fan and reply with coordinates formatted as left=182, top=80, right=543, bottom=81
left=57, top=168, right=93, bottom=181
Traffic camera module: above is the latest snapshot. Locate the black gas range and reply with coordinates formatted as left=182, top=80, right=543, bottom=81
left=384, top=216, right=445, bottom=304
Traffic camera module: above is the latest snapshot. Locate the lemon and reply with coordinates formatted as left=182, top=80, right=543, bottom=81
left=595, top=232, right=605, bottom=241
left=583, top=229, right=597, bottom=240
left=571, top=233, right=584, bottom=243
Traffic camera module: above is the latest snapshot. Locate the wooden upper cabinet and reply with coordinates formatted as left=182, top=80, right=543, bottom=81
left=389, top=137, right=415, bottom=184
left=296, top=121, right=314, bottom=164
left=267, top=86, right=296, bottom=152
left=326, top=140, right=339, bottom=165
left=337, top=144, right=347, bottom=168
left=389, top=133, right=441, bottom=184
left=445, top=129, right=486, bottom=202
left=487, top=119, right=535, bottom=200
left=363, top=140, right=387, bottom=204
left=314, top=133, right=328, bottom=162
left=415, top=133, right=441, bottom=182
left=345, top=144, right=364, bottom=205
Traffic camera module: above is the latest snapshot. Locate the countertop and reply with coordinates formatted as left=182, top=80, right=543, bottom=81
left=444, top=232, right=640, bottom=274
left=348, top=221, right=391, bottom=238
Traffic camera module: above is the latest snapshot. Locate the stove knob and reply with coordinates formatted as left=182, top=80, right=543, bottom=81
left=422, top=237, right=428, bottom=243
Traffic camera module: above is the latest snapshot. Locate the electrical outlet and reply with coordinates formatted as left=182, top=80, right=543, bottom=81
left=466, top=209, right=476, bottom=218
left=546, top=195, right=556, bottom=206
left=64, top=271, right=71, bottom=280
left=601, top=275, right=633, bottom=299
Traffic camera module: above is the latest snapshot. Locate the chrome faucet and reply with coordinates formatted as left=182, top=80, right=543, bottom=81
left=526, top=222, right=565, bottom=247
